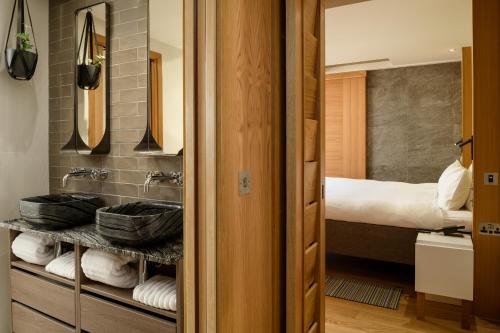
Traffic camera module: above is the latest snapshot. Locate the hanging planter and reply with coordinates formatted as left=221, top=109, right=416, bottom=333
left=4, top=0, right=38, bottom=80
left=76, top=11, right=104, bottom=90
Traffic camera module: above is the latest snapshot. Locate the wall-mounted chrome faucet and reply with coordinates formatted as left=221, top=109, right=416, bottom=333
left=62, top=168, right=109, bottom=188
left=144, top=171, right=183, bottom=192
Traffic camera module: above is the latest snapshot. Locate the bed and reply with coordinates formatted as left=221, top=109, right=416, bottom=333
left=325, top=177, right=473, bottom=265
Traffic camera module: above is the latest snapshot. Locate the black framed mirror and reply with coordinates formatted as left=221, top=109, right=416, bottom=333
left=134, top=0, right=184, bottom=156
left=61, top=2, right=110, bottom=155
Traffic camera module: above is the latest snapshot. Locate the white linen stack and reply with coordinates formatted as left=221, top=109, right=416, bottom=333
left=133, top=275, right=177, bottom=311
left=11, top=233, right=55, bottom=265
left=81, top=249, right=139, bottom=288
left=45, top=251, right=76, bottom=280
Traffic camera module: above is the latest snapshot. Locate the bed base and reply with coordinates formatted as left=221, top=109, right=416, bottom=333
left=326, top=219, right=418, bottom=265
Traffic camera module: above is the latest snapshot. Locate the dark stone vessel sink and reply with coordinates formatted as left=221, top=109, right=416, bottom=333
left=96, top=202, right=183, bottom=246
left=20, top=193, right=105, bottom=229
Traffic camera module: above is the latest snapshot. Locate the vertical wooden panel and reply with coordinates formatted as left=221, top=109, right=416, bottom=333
left=197, top=0, right=217, bottom=331
left=286, top=0, right=305, bottom=330
left=325, top=71, right=366, bottom=178
left=461, top=46, right=473, bottom=168
left=183, top=0, right=196, bottom=331
left=216, top=0, right=283, bottom=332
left=472, top=0, right=500, bottom=320
left=287, top=0, right=324, bottom=332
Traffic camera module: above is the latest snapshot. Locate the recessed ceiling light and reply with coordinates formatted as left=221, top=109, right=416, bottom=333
left=449, top=48, right=457, bottom=53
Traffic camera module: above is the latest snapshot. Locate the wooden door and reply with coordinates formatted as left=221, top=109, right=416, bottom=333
left=325, top=71, right=366, bottom=178
left=196, top=0, right=285, bottom=332
left=472, top=0, right=500, bottom=320
left=287, top=0, right=325, bottom=332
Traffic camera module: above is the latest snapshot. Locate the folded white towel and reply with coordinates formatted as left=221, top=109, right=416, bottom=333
left=45, top=251, right=75, bottom=280
left=133, top=275, right=177, bottom=311
left=11, top=233, right=55, bottom=266
left=81, top=249, right=138, bottom=288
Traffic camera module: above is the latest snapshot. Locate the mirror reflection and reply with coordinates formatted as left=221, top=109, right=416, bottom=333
left=137, top=0, right=184, bottom=155
left=75, top=3, right=109, bottom=153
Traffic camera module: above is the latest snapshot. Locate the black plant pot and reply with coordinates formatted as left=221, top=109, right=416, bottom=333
left=77, top=64, right=101, bottom=90
left=5, top=48, right=38, bottom=80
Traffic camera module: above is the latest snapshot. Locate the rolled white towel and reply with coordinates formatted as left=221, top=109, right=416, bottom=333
left=45, top=251, right=75, bottom=280
left=81, top=249, right=138, bottom=289
left=133, top=275, right=177, bottom=311
left=11, top=233, right=55, bottom=266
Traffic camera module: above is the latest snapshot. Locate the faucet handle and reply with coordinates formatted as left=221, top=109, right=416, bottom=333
left=90, top=168, right=109, bottom=181
left=169, top=171, right=183, bottom=186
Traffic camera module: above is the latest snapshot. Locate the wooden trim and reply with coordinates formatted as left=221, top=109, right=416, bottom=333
left=472, top=0, right=500, bottom=320
left=325, top=0, right=370, bottom=8
left=286, top=0, right=305, bottom=331
left=271, top=0, right=285, bottom=330
left=182, top=0, right=196, bottom=331
left=325, top=71, right=366, bottom=80
left=75, top=243, right=84, bottom=332
left=176, top=260, right=184, bottom=333
left=461, top=46, right=473, bottom=167
left=318, top=1, right=326, bottom=331
left=197, top=0, right=217, bottom=331
left=150, top=50, right=164, bottom=147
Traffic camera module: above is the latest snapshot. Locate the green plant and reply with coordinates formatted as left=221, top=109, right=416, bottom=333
left=16, top=32, right=32, bottom=51
left=92, top=54, right=106, bottom=68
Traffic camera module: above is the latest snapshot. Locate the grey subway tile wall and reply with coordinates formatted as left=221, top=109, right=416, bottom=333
left=49, top=0, right=182, bottom=205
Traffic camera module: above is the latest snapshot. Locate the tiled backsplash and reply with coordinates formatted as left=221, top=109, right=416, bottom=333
left=49, top=0, right=182, bottom=206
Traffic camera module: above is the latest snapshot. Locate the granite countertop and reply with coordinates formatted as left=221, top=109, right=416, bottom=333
left=0, top=219, right=183, bottom=265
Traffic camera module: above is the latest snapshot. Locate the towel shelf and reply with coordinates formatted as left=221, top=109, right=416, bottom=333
left=11, top=260, right=75, bottom=287
left=81, top=281, right=177, bottom=319
left=6, top=230, right=183, bottom=333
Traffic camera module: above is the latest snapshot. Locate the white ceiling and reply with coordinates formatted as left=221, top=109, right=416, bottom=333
left=149, top=0, right=183, bottom=49
left=326, top=0, right=473, bottom=72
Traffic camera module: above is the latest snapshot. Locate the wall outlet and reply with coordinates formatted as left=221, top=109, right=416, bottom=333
left=478, top=223, right=500, bottom=236
left=484, top=172, right=498, bottom=185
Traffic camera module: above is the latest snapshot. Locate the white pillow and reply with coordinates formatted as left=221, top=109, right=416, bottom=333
left=437, top=160, right=472, bottom=210
left=465, top=162, right=473, bottom=211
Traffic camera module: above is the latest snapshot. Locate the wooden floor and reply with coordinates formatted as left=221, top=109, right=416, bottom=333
left=325, top=254, right=500, bottom=333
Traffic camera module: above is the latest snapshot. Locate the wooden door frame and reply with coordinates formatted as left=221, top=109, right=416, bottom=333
left=183, top=0, right=197, bottom=331
left=195, top=0, right=218, bottom=332
left=191, top=0, right=500, bottom=330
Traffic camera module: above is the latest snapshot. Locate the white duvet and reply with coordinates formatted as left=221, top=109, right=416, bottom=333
left=325, top=177, right=472, bottom=230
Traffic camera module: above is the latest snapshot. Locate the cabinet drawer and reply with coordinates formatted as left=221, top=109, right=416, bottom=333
left=81, top=294, right=176, bottom=333
left=12, top=302, right=74, bottom=333
left=10, top=269, right=75, bottom=325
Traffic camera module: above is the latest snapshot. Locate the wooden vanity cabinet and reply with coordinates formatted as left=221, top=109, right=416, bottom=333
left=7, top=231, right=182, bottom=333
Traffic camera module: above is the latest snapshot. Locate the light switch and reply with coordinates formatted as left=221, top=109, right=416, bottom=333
left=239, top=171, right=251, bottom=195
left=484, top=172, right=498, bottom=185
